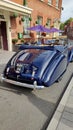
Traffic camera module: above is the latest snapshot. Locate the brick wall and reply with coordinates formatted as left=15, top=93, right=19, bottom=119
left=28, top=0, right=62, bottom=27
left=10, top=0, right=23, bottom=5
left=10, top=0, right=62, bottom=40
left=10, top=0, right=62, bottom=26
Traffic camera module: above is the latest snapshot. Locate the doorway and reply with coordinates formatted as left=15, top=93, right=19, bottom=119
left=0, top=21, right=8, bottom=50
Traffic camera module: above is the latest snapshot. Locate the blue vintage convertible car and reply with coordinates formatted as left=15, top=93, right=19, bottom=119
left=1, top=44, right=72, bottom=89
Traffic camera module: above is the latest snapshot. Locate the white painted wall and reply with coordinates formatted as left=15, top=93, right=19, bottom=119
left=4, top=11, right=12, bottom=51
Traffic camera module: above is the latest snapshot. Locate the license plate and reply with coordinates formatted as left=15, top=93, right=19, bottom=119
left=16, top=63, right=22, bottom=73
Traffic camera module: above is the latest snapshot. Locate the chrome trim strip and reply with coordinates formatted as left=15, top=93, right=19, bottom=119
left=1, top=76, right=44, bottom=89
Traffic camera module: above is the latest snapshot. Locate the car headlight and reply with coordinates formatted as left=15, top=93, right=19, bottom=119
left=16, top=63, right=23, bottom=73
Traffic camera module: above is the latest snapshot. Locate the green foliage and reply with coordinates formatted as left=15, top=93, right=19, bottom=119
left=23, top=0, right=27, bottom=6
left=21, top=17, right=25, bottom=22
left=46, top=23, right=48, bottom=26
left=35, top=21, right=39, bottom=24
left=21, top=39, right=24, bottom=43
left=64, top=17, right=73, bottom=25
left=12, top=39, right=18, bottom=44
left=13, top=13, right=18, bottom=18
left=29, top=17, right=32, bottom=21
left=60, top=23, right=65, bottom=30
left=60, top=17, right=73, bottom=30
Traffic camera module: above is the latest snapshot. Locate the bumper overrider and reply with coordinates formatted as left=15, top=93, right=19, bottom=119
left=1, top=74, right=44, bottom=89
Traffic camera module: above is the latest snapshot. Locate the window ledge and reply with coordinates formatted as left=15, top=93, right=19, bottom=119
left=48, top=3, right=60, bottom=10
left=55, top=7, right=60, bottom=10
left=48, top=3, right=54, bottom=7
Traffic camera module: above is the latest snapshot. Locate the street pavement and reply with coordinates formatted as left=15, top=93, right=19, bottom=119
left=0, top=50, right=15, bottom=74
left=47, top=77, right=73, bottom=130
left=0, top=50, right=15, bottom=64
left=0, top=50, right=73, bottom=130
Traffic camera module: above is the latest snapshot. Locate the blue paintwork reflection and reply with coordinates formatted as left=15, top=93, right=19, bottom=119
left=3, top=45, right=73, bottom=87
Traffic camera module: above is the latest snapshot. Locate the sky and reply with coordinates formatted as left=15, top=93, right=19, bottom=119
left=61, top=0, right=73, bottom=22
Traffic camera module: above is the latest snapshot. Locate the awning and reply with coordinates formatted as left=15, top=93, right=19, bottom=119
left=0, top=0, right=32, bottom=15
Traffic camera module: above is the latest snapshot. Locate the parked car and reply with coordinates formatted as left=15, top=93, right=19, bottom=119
left=1, top=45, right=72, bottom=89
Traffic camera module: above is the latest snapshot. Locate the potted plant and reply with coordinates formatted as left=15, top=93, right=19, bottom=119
left=13, top=12, right=18, bottom=18
left=12, top=38, right=18, bottom=44
left=35, top=21, right=39, bottom=24
left=29, top=17, right=32, bottom=21
left=21, top=39, right=24, bottom=43
left=46, top=23, right=48, bottom=26
left=21, top=17, right=25, bottom=22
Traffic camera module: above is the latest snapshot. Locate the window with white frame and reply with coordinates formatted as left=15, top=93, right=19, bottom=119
left=48, top=0, right=52, bottom=5
left=37, top=16, right=43, bottom=35
left=56, top=0, right=59, bottom=8
left=37, top=16, right=43, bottom=25
left=23, top=16, right=30, bottom=35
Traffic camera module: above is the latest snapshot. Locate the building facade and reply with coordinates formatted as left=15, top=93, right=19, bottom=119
left=0, top=0, right=62, bottom=51
left=0, top=0, right=32, bottom=51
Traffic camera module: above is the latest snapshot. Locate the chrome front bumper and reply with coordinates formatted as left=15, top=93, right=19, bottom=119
left=1, top=75, right=44, bottom=89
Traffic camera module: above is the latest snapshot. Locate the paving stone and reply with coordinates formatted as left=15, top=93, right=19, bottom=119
left=57, top=78, right=73, bottom=113
left=47, top=111, right=62, bottom=130
left=70, top=88, right=73, bottom=96
left=0, top=50, right=15, bottom=65
left=57, top=118, right=73, bottom=130
left=65, top=106, right=73, bottom=114
left=65, top=95, right=73, bottom=113
left=67, top=95, right=73, bottom=104
left=62, top=111, right=73, bottom=122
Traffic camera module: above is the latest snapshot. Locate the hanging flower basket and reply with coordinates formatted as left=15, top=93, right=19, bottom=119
left=13, top=12, right=18, bottom=18
left=21, top=17, right=25, bottom=22
left=12, top=39, right=18, bottom=44
left=46, top=23, right=48, bottom=26
left=29, top=17, right=32, bottom=21
left=35, top=21, right=39, bottom=24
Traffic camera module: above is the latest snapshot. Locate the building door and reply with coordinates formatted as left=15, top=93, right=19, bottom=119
left=0, top=21, right=8, bottom=50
